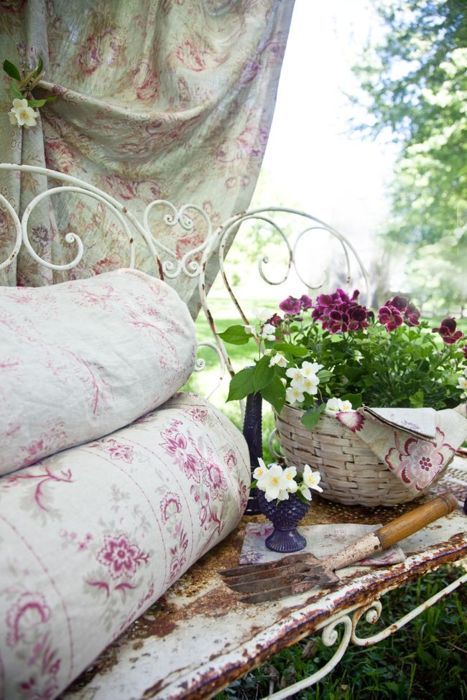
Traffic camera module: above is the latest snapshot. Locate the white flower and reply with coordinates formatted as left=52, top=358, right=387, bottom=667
left=325, top=397, right=342, bottom=413
left=300, top=464, right=323, bottom=499
left=269, top=352, right=287, bottom=368
left=257, top=463, right=289, bottom=502
left=286, top=385, right=305, bottom=405
left=8, top=98, right=38, bottom=128
left=260, top=323, right=276, bottom=341
left=243, top=324, right=257, bottom=336
left=301, top=374, right=320, bottom=395
left=252, top=457, right=268, bottom=481
left=301, top=361, right=324, bottom=378
left=325, top=397, right=353, bottom=413
left=283, top=465, right=298, bottom=493
left=458, top=375, right=467, bottom=396
left=286, top=366, right=302, bottom=383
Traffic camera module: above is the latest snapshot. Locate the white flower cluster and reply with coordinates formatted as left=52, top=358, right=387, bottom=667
left=9, top=98, right=38, bottom=128
left=244, top=322, right=276, bottom=342
left=325, top=397, right=353, bottom=413
left=285, top=361, right=323, bottom=406
left=458, top=369, right=467, bottom=398
left=253, top=458, right=323, bottom=502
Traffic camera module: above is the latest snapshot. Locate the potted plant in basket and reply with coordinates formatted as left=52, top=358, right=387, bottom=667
left=219, top=289, right=466, bottom=506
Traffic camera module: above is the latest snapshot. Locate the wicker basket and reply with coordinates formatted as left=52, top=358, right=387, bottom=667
left=276, top=404, right=450, bottom=507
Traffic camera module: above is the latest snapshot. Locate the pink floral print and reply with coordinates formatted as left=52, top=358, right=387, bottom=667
left=0, top=393, right=250, bottom=699
left=97, top=535, right=149, bottom=579
left=0, top=269, right=196, bottom=476
left=385, top=427, right=455, bottom=491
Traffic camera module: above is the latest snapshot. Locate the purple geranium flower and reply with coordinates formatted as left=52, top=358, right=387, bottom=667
left=265, top=313, right=283, bottom=327
left=279, top=295, right=302, bottom=315
left=299, top=294, right=313, bottom=310
left=378, top=304, right=404, bottom=331
left=378, top=295, right=421, bottom=330
left=432, top=317, right=464, bottom=345
left=312, top=289, right=370, bottom=333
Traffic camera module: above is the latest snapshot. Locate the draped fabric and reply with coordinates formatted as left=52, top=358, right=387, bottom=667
left=0, top=0, right=294, bottom=316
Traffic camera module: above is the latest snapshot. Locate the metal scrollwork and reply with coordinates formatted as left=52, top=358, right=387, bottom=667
left=143, top=200, right=212, bottom=279
left=0, top=193, right=22, bottom=271
left=266, top=614, right=353, bottom=700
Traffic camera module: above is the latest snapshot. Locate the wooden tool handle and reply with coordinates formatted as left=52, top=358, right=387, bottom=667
left=375, top=492, right=458, bottom=549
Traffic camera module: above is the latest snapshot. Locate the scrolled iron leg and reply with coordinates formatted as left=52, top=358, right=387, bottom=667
left=262, top=572, right=467, bottom=699
left=351, top=572, right=467, bottom=647
left=265, top=614, right=353, bottom=700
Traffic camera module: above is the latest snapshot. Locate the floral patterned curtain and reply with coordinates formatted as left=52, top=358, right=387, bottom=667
left=0, top=0, right=294, bottom=316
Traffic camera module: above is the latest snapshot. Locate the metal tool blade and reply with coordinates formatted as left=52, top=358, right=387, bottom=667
left=239, top=571, right=339, bottom=604
left=220, top=552, right=315, bottom=578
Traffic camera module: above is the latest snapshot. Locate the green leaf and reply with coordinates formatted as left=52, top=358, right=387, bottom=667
left=273, top=342, right=308, bottom=357
left=301, top=404, right=325, bottom=430
left=261, top=376, right=286, bottom=414
left=32, top=56, right=44, bottom=78
left=3, top=60, right=21, bottom=81
left=341, top=392, right=363, bottom=408
left=409, top=389, right=424, bottom=408
left=227, top=366, right=255, bottom=401
left=10, top=83, right=23, bottom=100
left=27, top=98, right=48, bottom=108
left=253, top=355, right=275, bottom=392
left=317, top=369, right=332, bottom=383
left=218, top=325, right=251, bottom=345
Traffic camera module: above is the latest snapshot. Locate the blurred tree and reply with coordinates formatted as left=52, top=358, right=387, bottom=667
left=352, top=0, right=466, bottom=313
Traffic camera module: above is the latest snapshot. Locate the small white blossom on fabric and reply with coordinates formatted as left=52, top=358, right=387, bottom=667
left=301, top=361, right=324, bottom=378
left=269, top=352, right=287, bottom=368
left=252, top=457, right=268, bottom=481
left=257, top=463, right=289, bottom=501
left=339, top=400, right=353, bottom=412
left=8, top=98, right=38, bottom=127
left=301, top=375, right=320, bottom=395
left=303, top=464, right=323, bottom=492
left=260, top=323, right=276, bottom=341
left=283, top=466, right=298, bottom=492
left=286, top=385, right=305, bottom=405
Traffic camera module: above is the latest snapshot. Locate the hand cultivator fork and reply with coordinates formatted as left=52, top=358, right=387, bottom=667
left=220, top=493, right=459, bottom=603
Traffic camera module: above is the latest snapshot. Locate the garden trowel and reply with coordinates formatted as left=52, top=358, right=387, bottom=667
left=220, top=492, right=458, bottom=604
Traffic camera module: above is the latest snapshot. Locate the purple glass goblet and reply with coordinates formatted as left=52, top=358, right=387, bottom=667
left=257, top=491, right=310, bottom=553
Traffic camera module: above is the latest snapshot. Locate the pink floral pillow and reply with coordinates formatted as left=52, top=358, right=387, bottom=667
left=0, top=269, right=196, bottom=475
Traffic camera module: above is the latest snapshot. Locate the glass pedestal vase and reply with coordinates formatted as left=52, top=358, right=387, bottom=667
left=257, top=491, right=310, bottom=553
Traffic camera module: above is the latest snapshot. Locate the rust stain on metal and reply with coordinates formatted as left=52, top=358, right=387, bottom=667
left=154, top=256, right=164, bottom=280
left=64, top=503, right=466, bottom=698
left=142, top=679, right=165, bottom=698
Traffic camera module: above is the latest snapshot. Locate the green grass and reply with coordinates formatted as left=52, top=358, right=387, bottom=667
left=214, top=566, right=466, bottom=700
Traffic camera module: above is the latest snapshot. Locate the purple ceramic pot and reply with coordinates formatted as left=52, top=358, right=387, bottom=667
left=257, top=491, right=310, bottom=553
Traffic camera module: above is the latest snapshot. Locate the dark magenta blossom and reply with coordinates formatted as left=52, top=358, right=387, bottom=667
left=279, top=296, right=302, bottom=315
left=432, top=317, right=464, bottom=345
left=405, top=301, right=421, bottom=326
left=299, top=294, right=313, bottom=310
left=378, top=304, right=404, bottom=331
left=266, top=313, right=282, bottom=327
left=378, top=295, right=421, bottom=330
left=312, top=289, right=370, bottom=333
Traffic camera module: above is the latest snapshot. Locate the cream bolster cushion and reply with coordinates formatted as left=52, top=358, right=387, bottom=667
left=0, top=268, right=196, bottom=476
left=0, top=392, right=250, bottom=699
